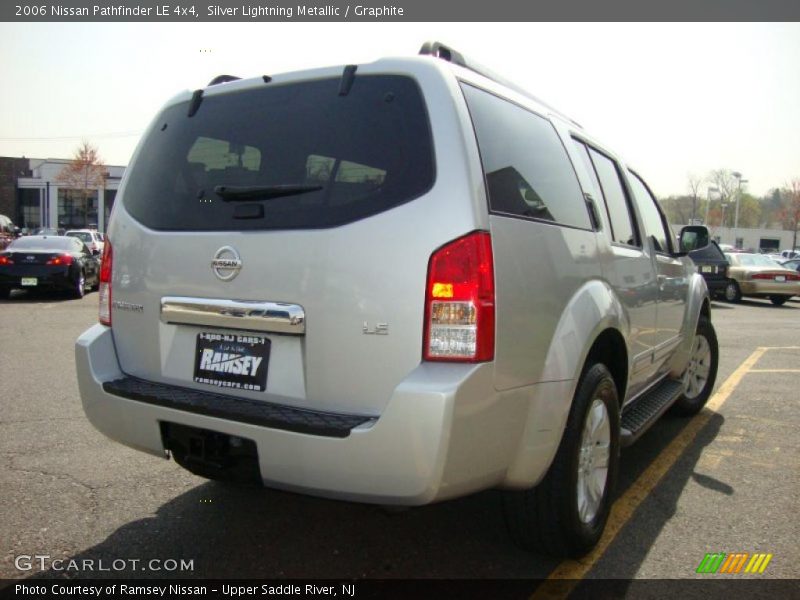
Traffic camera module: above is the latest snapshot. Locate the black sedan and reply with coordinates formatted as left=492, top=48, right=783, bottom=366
left=0, top=236, right=100, bottom=299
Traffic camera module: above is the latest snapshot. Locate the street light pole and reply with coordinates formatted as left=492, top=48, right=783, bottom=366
left=731, top=171, right=748, bottom=249
left=705, top=186, right=719, bottom=226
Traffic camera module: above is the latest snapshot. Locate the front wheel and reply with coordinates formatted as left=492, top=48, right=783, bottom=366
left=503, top=363, right=620, bottom=558
left=671, top=315, right=719, bottom=416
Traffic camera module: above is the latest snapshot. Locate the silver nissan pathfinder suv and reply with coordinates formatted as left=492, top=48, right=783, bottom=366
left=76, top=42, right=719, bottom=557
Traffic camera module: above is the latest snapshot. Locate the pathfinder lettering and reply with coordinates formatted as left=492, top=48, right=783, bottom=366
left=199, top=350, right=262, bottom=376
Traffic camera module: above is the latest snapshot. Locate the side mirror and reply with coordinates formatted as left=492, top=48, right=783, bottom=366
left=678, top=225, right=710, bottom=254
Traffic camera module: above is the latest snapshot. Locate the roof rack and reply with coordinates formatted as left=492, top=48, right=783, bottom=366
left=418, top=41, right=582, bottom=129
left=207, top=74, right=241, bottom=86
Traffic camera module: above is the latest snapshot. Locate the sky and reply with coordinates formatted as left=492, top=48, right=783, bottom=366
left=0, top=22, right=798, bottom=198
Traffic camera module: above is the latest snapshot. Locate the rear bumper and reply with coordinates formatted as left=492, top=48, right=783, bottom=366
left=701, top=276, right=727, bottom=294
left=0, top=266, right=73, bottom=290
left=77, top=324, right=544, bottom=504
left=739, top=280, right=800, bottom=296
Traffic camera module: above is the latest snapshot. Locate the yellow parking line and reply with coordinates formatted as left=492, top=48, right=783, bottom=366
left=748, top=369, right=800, bottom=373
left=530, top=347, right=767, bottom=599
left=756, top=346, right=800, bottom=350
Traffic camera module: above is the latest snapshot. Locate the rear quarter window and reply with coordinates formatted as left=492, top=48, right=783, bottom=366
left=461, top=83, right=591, bottom=230
left=122, top=75, right=435, bottom=231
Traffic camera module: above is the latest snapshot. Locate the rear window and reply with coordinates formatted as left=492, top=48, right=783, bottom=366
left=9, top=237, right=76, bottom=252
left=66, top=231, right=92, bottom=243
left=122, top=75, right=435, bottom=231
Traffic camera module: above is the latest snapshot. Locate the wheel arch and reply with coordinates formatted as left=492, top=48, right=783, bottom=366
left=502, top=279, right=629, bottom=489
left=668, top=272, right=711, bottom=378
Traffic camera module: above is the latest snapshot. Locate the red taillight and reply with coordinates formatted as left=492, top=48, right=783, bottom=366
left=46, top=254, right=73, bottom=266
left=98, top=240, right=113, bottom=326
left=751, top=272, right=798, bottom=280
left=0, top=255, right=13, bottom=265
left=423, top=231, right=495, bottom=362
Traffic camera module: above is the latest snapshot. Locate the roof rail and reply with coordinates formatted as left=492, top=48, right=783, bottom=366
left=207, top=74, right=241, bottom=86
left=418, top=41, right=582, bottom=129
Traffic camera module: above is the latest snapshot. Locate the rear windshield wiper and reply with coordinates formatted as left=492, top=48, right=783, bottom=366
left=214, top=184, right=323, bottom=201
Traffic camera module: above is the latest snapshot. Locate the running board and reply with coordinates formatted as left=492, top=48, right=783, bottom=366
left=620, top=378, right=685, bottom=446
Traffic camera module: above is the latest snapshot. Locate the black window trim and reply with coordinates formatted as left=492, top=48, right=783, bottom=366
left=459, top=80, right=595, bottom=233
left=572, top=136, right=642, bottom=249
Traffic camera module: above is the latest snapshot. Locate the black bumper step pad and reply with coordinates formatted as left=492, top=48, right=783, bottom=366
left=620, top=378, right=684, bottom=446
left=103, top=376, right=373, bottom=438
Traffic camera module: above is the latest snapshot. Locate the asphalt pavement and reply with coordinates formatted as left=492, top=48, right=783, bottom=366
left=1, top=289, right=798, bottom=584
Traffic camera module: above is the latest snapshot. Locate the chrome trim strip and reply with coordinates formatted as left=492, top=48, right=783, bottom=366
left=160, top=297, right=305, bottom=335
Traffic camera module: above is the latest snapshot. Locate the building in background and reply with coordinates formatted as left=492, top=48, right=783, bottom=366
left=672, top=223, right=798, bottom=253
left=0, top=156, right=125, bottom=233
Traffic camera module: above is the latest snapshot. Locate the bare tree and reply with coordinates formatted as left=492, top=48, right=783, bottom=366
left=707, top=169, right=739, bottom=227
left=56, top=141, right=107, bottom=227
left=687, top=173, right=703, bottom=223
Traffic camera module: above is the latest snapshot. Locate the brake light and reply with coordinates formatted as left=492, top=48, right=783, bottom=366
left=423, top=231, right=495, bottom=362
left=46, top=254, right=73, bottom=266
left=99, top=240, right=113, bottom=326
left=0, top=255, right=13, bottom=265
left=751, top=272, right=799, bottom=280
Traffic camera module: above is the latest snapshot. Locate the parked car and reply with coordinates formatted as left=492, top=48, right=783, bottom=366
left=722, top=252, right=800, bottom=305
left=0, top=214, right=15, bottom=250
left=0, top=235, right=100, bottom=299
left=75, top=42, right=719, bottom=558
left=688, top=240, right=729, bottom=299
left=781, top=258, right=800, bottom=273
left=65, top=229, right=105, bottom=255
left=34, top=227, right=66, bottom=236
left=780, top=249, right=800, bottom=260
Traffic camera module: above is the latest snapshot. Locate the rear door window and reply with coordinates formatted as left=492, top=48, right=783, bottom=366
left=627, top=171, right=672, bottom=253
left=122, top=75, right=434, bottom=231
left=574, top=141, right=639, bottom=247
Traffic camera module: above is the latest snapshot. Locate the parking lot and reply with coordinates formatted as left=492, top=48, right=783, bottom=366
left=1, top=289, right=798, bottom=584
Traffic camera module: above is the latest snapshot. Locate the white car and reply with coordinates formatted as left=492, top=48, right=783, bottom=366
left=65, top=229, right=105, bottom=255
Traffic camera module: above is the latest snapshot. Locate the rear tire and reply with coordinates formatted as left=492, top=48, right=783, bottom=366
left=0, top=288, right=10, bottom=300
left=72, top=271, right=86, bottom=299
left=723, top=280, right=741, bottom=303
left=503, top=363, right=620, bottom=558
left=671, top=315, right=719, bottom=416
left=769, top=295, right=789, bottom=306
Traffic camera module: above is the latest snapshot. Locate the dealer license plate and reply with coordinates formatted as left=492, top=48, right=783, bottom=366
left=775, top=275, right=786, bottom=282
left=701, top=266, right=714, bottom=273
left=21, top=277, right=37, bottom=286
left=193, top=332, right=270, bottom=392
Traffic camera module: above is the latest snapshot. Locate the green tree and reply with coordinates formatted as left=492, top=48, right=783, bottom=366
left=779, top=179, right=800, bottom=250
